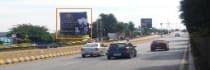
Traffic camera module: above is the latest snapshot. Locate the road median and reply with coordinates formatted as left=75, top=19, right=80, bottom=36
left=0, top=35, right=160, bottom=65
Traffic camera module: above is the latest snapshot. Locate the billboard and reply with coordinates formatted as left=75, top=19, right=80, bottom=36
left=60, top=12, right=89, bottom=36
left=141, top=18, right=152, bottom=28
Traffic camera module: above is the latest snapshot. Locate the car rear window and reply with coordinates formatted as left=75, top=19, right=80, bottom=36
left=152, top=40, right=169, bottom=45
left=109, top=43, right=127, bottom=49
left=84, top=43, right=98, bottom=47
left=153, top=40, right=165, bottom=43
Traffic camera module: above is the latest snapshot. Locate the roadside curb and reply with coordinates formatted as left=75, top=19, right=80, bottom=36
left=179, top=42, right=190, bottom=70
left=188, top=46, right=195, bottom=70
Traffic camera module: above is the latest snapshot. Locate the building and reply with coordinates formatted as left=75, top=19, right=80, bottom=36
left=0, top=32, right=13, bottom=45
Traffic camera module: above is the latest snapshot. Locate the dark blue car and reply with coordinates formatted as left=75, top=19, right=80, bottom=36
left=106, top=42, right=137, bottom=60
left=34, top=43, right=59, bottom=49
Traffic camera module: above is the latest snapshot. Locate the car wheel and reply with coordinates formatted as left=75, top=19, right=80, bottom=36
left=134, top=53, right=137, bottom=57
left=82, top=54, right=86, bottom=58
left=97, top=54, right=101, bottom=57
left=102, top=51, right=106, bottom=56
left=151, top=48, right=155, bottom=51
left=107, top=56, right=111, bottom=60
left=99, top=51, right=105, bottom=56
left=165, top=48, right=169, bottom=51
left=127, top=54, right=132, bottom=59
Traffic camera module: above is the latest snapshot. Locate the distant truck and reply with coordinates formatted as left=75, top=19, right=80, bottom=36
left=108, top=33, right=118, bottom=41
left=175, top=33, right=181, bottom=37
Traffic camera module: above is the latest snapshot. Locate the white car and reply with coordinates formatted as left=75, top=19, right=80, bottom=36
left=81, top=43, right=107, bottom=58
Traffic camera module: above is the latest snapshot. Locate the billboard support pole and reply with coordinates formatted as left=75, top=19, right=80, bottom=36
left=90, top=8, right=93, bottom=40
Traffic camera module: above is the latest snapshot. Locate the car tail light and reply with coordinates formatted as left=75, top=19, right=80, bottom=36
left=81, top=48, right=84, bottom=51
left=160, top=43, right=166, bottom=47
left=126, top=47, right=129, bottom=49
left=151, top=44, right=155, bottom=47
left=125, top=47, right=129, bottom=51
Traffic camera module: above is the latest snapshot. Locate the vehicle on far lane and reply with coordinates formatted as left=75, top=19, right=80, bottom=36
left=34, top=43, right=59, bottom=49
left=175, top=33, right=181, bottom=37
left=150, top=40, right=169, bottom=51
left=106, top=42, right=137, bottom=60
left=81, top=43, right=107, bottom=58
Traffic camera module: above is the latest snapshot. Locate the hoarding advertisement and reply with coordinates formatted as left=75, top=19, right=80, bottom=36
left=60, top=12, right=89, bottom=36
left=141, top=18, right=152, bottom=28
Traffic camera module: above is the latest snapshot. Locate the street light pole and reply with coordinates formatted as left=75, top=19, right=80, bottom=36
left=160, top=23, right=163, bottom=37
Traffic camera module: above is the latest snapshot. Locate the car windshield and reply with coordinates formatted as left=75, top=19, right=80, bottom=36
left=84, top=43, right=98, bottom=47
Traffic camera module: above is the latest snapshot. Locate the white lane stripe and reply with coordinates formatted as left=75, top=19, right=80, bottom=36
left=179, top=44, right=189, bottom=70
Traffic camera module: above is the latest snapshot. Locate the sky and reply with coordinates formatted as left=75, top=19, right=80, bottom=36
left=0, top=0, right=186, bottom=33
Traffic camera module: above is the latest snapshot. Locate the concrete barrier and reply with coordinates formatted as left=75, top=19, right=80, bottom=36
left=45, top=54, right=49, bottom=58
left=0, top=59, right=5, bottom=65
left=12, top=58, right=19, bottom=63
left=19, top=57, right=25, bottom=62
left=5, top=58, right=12, bottom=64
left=25, top=56, right=31, bottom=61
left=35, top=55, right=41, bottom=60
left=48, top=54, right=53, bottom=57
left=30, top=56, right=36, bottom=61
left=52, top=54, right=57, bottom=57
left=40, top=55, right=45, bottom=59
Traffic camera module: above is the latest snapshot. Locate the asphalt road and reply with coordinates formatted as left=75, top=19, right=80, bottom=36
left=0, top=33, right=189, bottom=70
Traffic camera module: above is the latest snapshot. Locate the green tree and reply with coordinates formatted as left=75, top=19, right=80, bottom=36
left=115, top=21, right=136, bottom=38
left=180, top=0, right=210, bottom=70
left=180, top=0, right=210, bottom=36
left=99, top=13, right=118, bottom=36
left=92, top=13, right=137, bottom=39
left=128, top=21, right=135, bottom=32
left=9, top=24, right=53, bottom=43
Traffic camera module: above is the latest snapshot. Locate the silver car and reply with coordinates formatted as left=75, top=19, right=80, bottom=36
left=81, top=43, right=107, bottom=58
